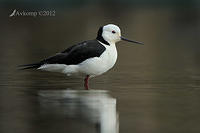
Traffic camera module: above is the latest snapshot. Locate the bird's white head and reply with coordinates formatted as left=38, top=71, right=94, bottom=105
left=96, top=24, right=143, bottom=45
left=102, top=24, right=121, bottom=44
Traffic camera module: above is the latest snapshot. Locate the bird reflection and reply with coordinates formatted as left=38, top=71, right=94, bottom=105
left=38, top=90, right=119, bottom=133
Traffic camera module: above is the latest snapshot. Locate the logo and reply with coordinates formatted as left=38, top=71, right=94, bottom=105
left=9, top=9, right=16, bottom=17
left=9, top=9, right=56, bottom=17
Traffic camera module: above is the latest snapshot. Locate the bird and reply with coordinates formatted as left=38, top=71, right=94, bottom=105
left=19, top=24, right=143, bottom=90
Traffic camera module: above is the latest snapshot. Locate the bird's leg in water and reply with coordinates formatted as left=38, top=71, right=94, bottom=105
left=84, top=75, right=90, bottom=90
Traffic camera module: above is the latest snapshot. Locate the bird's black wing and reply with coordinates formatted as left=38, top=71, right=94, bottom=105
left=19, top=40, right=106, bottom=69
left=41, top=39, right=106, bottom=65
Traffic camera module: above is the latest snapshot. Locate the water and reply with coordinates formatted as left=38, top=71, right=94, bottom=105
left=1, top=6, right=200, bottom=133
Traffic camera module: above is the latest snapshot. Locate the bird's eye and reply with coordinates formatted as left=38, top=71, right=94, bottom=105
left=112, top=30, right=116, bottom=34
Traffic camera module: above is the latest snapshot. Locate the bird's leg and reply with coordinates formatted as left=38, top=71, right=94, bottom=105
left=84, top=75, right=90, bottom=90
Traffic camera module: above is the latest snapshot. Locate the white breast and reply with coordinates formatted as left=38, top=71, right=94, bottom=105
left=78, top=42, right=118, bottom=76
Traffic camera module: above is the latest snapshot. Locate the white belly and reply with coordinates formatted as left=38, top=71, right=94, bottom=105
left=78, top=43, right=118, bottom=76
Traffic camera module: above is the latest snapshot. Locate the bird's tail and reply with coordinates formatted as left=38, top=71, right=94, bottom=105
left=18, top=63, right=41, bottom=70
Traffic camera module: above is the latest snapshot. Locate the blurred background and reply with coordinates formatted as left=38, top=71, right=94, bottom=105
left=0, top=0, right=200, bottom=133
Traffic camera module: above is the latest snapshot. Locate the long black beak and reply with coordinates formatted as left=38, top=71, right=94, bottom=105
left=121, top=36, right=144, bottom=45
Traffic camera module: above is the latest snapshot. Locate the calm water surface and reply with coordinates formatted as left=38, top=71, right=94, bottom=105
left=0, top=6, right=200, bottom=133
